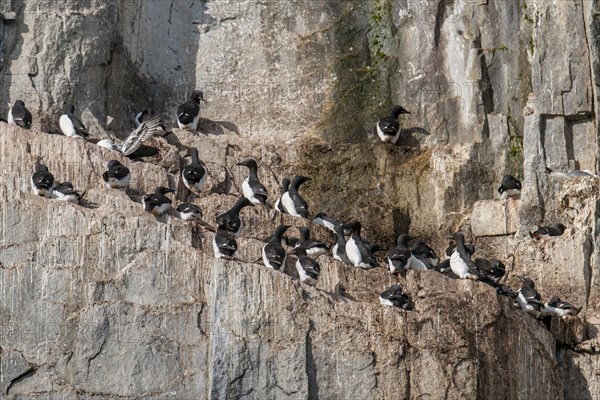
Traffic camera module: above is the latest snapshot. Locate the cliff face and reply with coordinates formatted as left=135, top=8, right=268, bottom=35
left=0, top=0, right=599, bottom=399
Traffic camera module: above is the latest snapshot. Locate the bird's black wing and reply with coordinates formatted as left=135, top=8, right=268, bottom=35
left=120, top=115, right=163, bottom=156
left=378, top=116, right=400, bottom=134
left=178, top=100, right=200, bottom=124
left=182, top=165, right=207, bottom=184
left=264, top=242, right=286, bottom=269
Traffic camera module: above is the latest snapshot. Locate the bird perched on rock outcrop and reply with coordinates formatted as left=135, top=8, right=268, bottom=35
left=541, top=296, right=580, bottom=317
left=408, top=239, right=438, bottom=270
left=177, top=90, right=205, bottom=131
left=295, top=227, right=329, bottom=257
left=379, top=284, right=412, bottom=309
left=31, top=164, right=55, bottom=198
left=387, top=234, right=412, bottom=274
left=181, top=147, right=207, bottom=193
left=332, top=223, right=351, bottom=264
left=143, top=187, right=175, bottom=216
left=237, top=158, right=269, bottom=207
left=59, top=103, right=89, bottom=138
left=213, top=227, right=237, bottom=259
left=447, top=232, right=480, bottom=280
left=97, top=115, right=163, bottom=156
left=313, top=213, right=343, bottom=233
left=216, top=197, right=252, bottom=236
left=498, top=175, right=521, bottom=200
left=8, top=100, right=32, bottom=129
left=529, top=223, right=566, bottom=240
left=290, top=246, right=320, bottom=286
left=176, top=203, right=202, bottom=221
left=516, top=276, right=543, bottom=318
left=274, top=178, right=289, bottom=213
left=52, top=182, right=86, bottom=204
left=343, top=220, right=378, bottom=269
left=474, top=258, right=506, bottom=284
left=376, top=105, right=411, bottom=144
left=262, top=225, right=290, bottom=271
left=281, top=175, right=311, bottom=218
left=102, top=160, right=131, bottom=189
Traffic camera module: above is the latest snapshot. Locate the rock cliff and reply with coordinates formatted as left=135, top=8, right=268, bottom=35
left=1, top=0, right=599, bottom=399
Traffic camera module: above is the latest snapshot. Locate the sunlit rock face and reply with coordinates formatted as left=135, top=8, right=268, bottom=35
left=1, top=0, right=600, bottom=398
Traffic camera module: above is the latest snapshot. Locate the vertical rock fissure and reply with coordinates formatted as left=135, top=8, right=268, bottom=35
left=305, top=319, right=319, bottom=400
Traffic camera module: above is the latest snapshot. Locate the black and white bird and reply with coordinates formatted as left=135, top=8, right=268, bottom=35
left=408, top=240, right=438, bottom=270
left=448, top=232, right=480, bottom=280
left=542, top=296, right=580, bottom=317
left=176, top=203, right=202, bottom=221
left=474, top=258, right=505, bottom=284
left=177, top=90, right=205, bottom=131
left=216, top=197, right=253, bottom=236
left=237, top=159, right=269, bottom=207
left=52, top=182, right=86, bottom=204
left=262, top=225, right=290, bottom=270
left=516, top=276, right=544, bottom=318
left=498, top=175, right=522, bottom=200
left=213, top=227, right=237, bottom=259
left=97, top=115, right=163, bottom=156
left=142, top=187, right=175, bottom=216
left=59, top=103, right=89, bottom=138
left=182, top=147, right=207, bottom=193
left=31, top=164, right=55, bottom=197
left=313, top=213, right=343, bottom=233
left=8, top=100, right=32, bottom=129
left=343, top=220, right=378, bottom=269
left=274, top=178, right=290, bottom=213
left=376, top=105, right=411, bottom=143
left=529, top=223, right=566, bottom=240
left=379, top=284, right=412, bottom=309
left=102, top=160, right=131, bottom=189
left=290, top=246, right=320, bottom=286
left=332, top=223, right=351, bottom=264
left=281, top=175, right=311, bottom=218
left=295, top=227, right=329, bottom=257
left=445, top=242, right=475, bottom=258
left=387, top=234, right=412, bottom=273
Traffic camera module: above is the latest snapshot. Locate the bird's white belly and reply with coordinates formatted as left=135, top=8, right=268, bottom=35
left=345, top=238, right=362, bottom=266
left=59, top=115, right=76, bottom=137
left=296, top=261, right=317, bottom=286
left=380, top=297, right=394, bottom=307
left=450, top=251, right=470, bottom=278
left=7, top=109, right=15, bottom=125
left=376, top=124, right=400, bottom=144
left=281, top=192, right=299, bottom=216
left=408, top=255, right=428, bottom=270
left=242, top=179, right=261, bottom=205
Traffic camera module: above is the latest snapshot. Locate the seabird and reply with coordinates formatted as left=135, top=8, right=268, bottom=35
left=516, top=276, right=543, bottom=318
left=281, top=175, right=311, bottom=218
left=445, top=242, right=475, bottom=258
left=51, top=182, right=86, bottom=204
left=332, top=223, right=351, bottom=264
left=313, top=213, right=343, bottom=233
left=529, top=223, right=566, bottom=240
left=102, top=160, right=131, bottom=189
left=96, top=115, right=163, bottom=156
left=59, top=103, right=89, bottom=138
left=542, top=296, right=580, bottom=317
left=177, top=90, right=205, bottom=131
left=474, top=258, right=505, bottom=284
left=295, top=227, right=329, bottom=257
left=376, top=105, right=411, bottom=144
left=31, top=164, right=55, bottom=197
left=387, top=234, right=412, bottom=273
left=182, top=147, right=207, bottom=193
left=262, top=225, right=290, bottom=270
left=176, top=203, right=202, bottom=221
left=142, top=187, right=175, bottom=216
left=343, top=220, right=378, bottom=269
left=379, top=284, right=412, bottom=309
left=290, top=246, right=320, bottom=286
left=498, top=175, right=522, bottom=200
left=237, top=158, right=269, bottom=207
left=8, top=100, right=32, bottom=129
left=274, top=178, right=290, bottom=213
left=547, top=167, right=598, bottom=182
left=448, top=232, right=480, bottom=280
left=213, top=227, right=237, bottom=259
left=216, top=197, right=252, bottom=236
left=408, top=239, right=438, bottom=270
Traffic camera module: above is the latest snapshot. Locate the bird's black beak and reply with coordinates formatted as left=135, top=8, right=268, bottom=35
left=516, top=275, right=524, bottom=282
left=165, top=189, right=176, bottom=194
left=402, top=109, right=411, bottom=114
